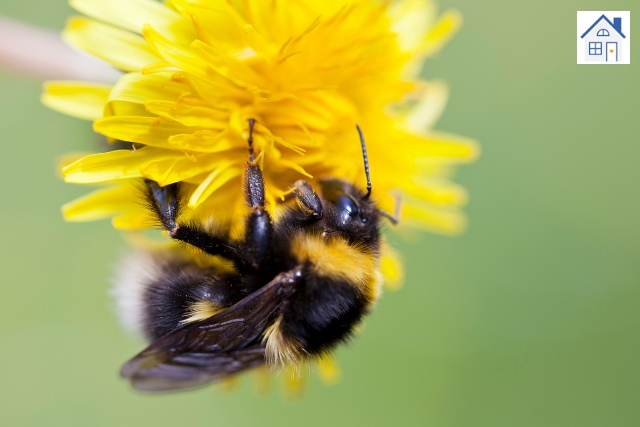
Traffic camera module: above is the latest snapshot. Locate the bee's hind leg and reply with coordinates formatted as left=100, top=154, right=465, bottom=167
left=144, top=180, right=240, bottom=261
left=241, top=119, right=273, bottom=271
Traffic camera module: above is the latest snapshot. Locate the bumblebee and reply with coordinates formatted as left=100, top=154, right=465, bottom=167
left=115, top=120, right=397, bottom=392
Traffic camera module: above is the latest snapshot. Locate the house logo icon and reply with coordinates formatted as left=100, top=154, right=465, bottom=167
left=577, top=11, right=630, bottom=65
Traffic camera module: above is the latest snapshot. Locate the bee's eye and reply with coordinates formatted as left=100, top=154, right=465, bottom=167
left=336, top=195, right=359, bottom=218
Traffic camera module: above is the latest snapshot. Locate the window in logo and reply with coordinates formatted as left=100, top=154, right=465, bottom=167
left=588, top=42, right=602, bottom=55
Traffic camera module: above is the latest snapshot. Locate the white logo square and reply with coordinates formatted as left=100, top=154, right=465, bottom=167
left=577, top=11, right=630, bottom=64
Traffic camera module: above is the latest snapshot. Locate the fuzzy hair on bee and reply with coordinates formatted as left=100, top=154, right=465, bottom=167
left=115, top=121, right=398, bottom=392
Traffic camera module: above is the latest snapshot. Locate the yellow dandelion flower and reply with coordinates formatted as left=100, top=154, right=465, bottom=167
left=43, top=0, right=478, bottom=237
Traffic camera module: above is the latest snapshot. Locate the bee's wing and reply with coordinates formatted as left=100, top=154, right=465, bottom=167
left=120, top=268, right=301, bottom=392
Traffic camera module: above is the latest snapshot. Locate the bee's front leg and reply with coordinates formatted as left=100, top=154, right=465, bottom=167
left=290, top=180, right=323, bottom=220
left=144, top=179, right=240, bottom=260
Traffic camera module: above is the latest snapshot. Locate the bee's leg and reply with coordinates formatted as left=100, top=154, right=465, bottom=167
left=144, top=180, right=239, bottom=260
left=290, top=180, right=323, bottom=220
left=242, top=119, right=273, bottom=270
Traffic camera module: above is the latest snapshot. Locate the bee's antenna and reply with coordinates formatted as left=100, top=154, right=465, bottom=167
left=378, top=193, right=401, bottom=226
left=378, top=209, right=398, bottom=225
left=356, top=124, right=372, bottom=200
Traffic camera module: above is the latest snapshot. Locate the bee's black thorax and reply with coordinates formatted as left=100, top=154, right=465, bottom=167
left=279, top=264, right=373, bottom=355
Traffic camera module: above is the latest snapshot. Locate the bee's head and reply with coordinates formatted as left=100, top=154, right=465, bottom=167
left=320, top=178, right=379, bottom=230
left=318, top=125, right=397, bottom=241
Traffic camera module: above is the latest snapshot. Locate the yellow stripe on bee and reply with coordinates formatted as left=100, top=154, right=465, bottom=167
left=180, top=300, right=223, bottom=325
left=291, top=233, right=382, bottom=302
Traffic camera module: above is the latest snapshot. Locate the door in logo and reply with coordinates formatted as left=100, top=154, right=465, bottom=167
left=606, top=42, right=618, bottom=62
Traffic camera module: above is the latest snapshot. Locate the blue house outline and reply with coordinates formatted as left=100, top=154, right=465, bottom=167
left=580, top=15, right=626, bottom=39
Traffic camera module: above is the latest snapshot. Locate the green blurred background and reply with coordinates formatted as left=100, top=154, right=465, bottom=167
left=1, top=0, right=639, bottom=425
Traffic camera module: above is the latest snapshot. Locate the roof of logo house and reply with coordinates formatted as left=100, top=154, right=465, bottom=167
left=581, top=15, right=626, bottom=39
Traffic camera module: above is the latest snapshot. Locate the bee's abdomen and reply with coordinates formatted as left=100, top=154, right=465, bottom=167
left=113, top=251, right=237, bottom=342
left=142, top=271, right=234, bottom=341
